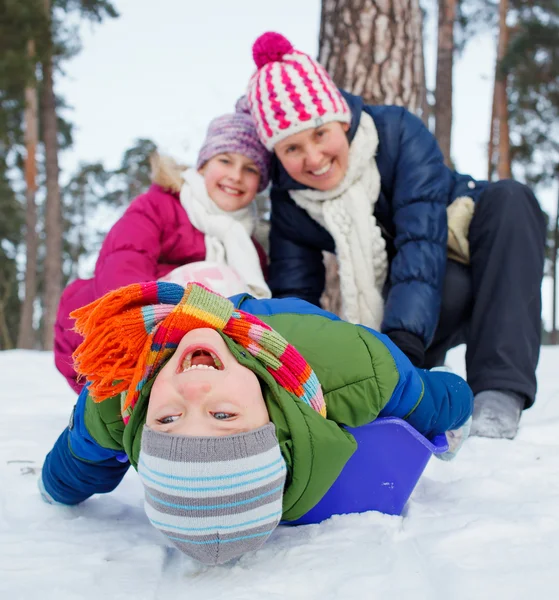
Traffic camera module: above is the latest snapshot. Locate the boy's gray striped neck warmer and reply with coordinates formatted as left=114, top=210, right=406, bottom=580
left=138, top=423, right=286, bottom=565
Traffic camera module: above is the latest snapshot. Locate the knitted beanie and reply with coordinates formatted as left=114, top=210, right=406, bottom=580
left=139, top=423, right=286, bottom=565
left=71, top=281, right=325, bottom=424
left=245, top=31, right=351, bottom=151
left=196, top=112, right=271, bottom=192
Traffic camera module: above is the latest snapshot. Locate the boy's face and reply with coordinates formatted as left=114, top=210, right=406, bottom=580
left=198, top=152, right=261, bottom=212
left=273, top=121, right=350, bottom=191
left=147, top=328, right=269, bottom=437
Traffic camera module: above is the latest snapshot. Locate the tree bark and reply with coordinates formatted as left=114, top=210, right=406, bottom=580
left=0, top=281, right=14, bottom=349
left=417, top=12, right=430, bottom=128
left=17, top=39, right=39, bottom=349
left=41, top=0, right=63, bottom=350
left=488, top=0, right=512, bottom=180
left=318, top=0, right=425, bottom=315
left=551, top=183, right=559, bottom=345
left=434, top=0, right=457, bottom=167
left=496, top=0, right=511, bottom=180
left=319, top=0, right=425, bottom=110
left=487, top=79, right=497, bottom=180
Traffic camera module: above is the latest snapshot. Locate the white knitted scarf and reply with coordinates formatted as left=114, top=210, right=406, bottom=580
left=290, top=112, right=388, bottom=328
left=180, top=169, right=271, bottom=299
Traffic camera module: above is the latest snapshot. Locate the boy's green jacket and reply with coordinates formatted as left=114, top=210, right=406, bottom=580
left=42, top=296, right=473, bottom=520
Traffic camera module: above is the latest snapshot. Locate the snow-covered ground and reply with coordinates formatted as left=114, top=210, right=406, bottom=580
left=1, top=346, right=558, bottom=599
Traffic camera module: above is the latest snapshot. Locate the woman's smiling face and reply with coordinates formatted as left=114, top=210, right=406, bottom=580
left=146, top=328, right=269, bottom=437
left=274, top=121, right=350, bottom=191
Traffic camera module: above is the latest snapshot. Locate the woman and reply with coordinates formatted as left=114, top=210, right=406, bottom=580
left=241, top=31, right=546, bottom=440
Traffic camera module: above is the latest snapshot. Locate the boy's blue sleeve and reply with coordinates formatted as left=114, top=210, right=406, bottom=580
left=226, top=303, right=473, bottom=439
left=229, top=293, right=343, bottom=320
left=360, top=325, right=473, bottom=437
left=41, top=387, right=130, bottom=505
left=404, top=369, right=474, bottom=437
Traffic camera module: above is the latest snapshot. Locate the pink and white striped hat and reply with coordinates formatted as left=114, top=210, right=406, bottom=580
left=246, top=32, right=351, bottom=151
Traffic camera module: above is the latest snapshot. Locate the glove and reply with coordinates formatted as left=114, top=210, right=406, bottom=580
left=38, top=474, right=63, bottom=506
left=386, top=330, right=425, bottom=367
left=436, top=417, right=472, bottom=461
left=429, top=366, right=472, bottom=461
left=447, top=196, right=475, bottom=265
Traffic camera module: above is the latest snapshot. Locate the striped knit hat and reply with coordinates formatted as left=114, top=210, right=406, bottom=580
left=139, top=424, right=286, bottom=565
left=246, top=31, right=351, bottom=151
left=71, top=281, right=326, bottom=564
left=196, top=112, right=271, bottom=192
left=71, top=281, right=325, bottom=423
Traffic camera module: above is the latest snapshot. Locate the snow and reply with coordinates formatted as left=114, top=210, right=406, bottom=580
left=1, top=347, right=559, bottom=599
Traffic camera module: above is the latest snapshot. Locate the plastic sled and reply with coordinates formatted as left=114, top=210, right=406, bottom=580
left=284, top=417, right=448, bottom=526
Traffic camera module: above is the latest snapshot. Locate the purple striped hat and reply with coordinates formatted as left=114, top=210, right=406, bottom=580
left=196, top=112, right=271, bottom=192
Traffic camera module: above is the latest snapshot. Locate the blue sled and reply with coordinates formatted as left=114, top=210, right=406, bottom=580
left=284, top=417, right=448, bottom=526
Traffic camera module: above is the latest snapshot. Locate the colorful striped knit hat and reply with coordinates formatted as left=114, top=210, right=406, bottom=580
left=71, top=281, right=325, bottom=423
left=196, top=112, right=271, bottom=192
left=70, top=282, right=326, bottom=564
left=246, top=31, right=351, bottom=151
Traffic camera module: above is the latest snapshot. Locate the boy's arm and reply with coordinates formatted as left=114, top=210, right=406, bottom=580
left=364, top=327, right=473, bottom=437
left=402, top=368, right=473, bottom=438
left=41, top=388, right=130, bottom=505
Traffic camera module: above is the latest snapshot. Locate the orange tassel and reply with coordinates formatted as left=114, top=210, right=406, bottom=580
left=70, top=285, right=154, bottom=401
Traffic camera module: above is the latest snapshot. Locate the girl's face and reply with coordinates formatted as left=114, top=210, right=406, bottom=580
left=274, top=122, right=350, bottom=191
left=147, top=328, right=270, bottom=437
left=199, top=152, right=261, bottom=211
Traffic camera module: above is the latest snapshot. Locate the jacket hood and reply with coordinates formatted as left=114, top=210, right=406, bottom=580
left=122, top=332, right=357, bottom=522
left=271, top=89, right=364, bottom=192
left=149, top=153, right=187, bottom=193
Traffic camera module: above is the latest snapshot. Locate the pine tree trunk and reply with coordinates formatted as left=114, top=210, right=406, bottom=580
left=0, top=281, right=14, bottom=349
left=318, top=0, right=426, bottom=315
left=417, top=17, right=430, bottom=128
left=496, top=0, right=511, bottom=180
left=319, top=0, right=425, bottom=110
left=17, top=39, right=39, bottom=350
left=434, top=0, right=457, bottom=167
left=487, top=81, right=497, bottom=180
left=488, top=0, right=512, bottom=180
left=41, top=0, right=62, bottom=350
left=552, top=183, right=559, bottom=345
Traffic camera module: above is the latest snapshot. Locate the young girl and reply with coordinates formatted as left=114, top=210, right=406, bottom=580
left=41, top=281, right=473, bottom=566
left=241, top=31, right=547, bottom=440
left=54, top=111, right=272, bottom=393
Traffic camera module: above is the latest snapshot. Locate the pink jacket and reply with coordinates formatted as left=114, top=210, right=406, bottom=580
left=54, top=184, right=267, bottom=392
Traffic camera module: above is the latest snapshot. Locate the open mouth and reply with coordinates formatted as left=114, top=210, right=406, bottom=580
left=178, top=347, right=224, bottom=373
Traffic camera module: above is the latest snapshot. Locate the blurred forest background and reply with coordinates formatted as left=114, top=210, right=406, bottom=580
left=1, top=0, right=558, bottom=350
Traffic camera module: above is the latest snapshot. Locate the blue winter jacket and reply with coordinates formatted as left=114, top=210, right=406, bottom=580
left=268, top=90, right=489, bottom=364
left=41, top=295, right=473, bottom=506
